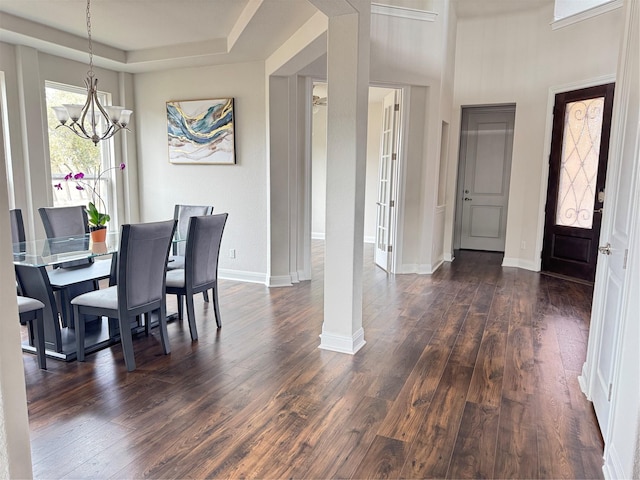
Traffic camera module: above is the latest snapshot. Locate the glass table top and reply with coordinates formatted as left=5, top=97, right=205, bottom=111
left=12, top=232, right=120, bottom=267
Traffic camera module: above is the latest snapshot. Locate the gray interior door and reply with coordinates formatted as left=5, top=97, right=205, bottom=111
left=458, top=106, right=515, bottom=251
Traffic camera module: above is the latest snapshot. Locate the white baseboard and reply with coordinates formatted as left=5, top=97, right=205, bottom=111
left=578, top=362, right=590, bottom=398
left=444, top=252, right=454, bottom=262
left=603, top=444, right=624, bottom=480
left=502, top=257, right=539, bottom=271
left=313, top=232, right=375, bottom=244
left=318, top=327, right=366, bottom=354
left=219, top=269, right=267, bottom=285
left=395, top=262, right=441, bottom=274
left=267, top=275, right=294, bottom=287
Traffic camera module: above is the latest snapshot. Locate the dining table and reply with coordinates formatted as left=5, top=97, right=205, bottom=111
left=13, top=230, right=183, bottom=362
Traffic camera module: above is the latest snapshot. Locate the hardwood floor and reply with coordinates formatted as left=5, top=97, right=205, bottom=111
left=21, top=242, right=604, bottom=479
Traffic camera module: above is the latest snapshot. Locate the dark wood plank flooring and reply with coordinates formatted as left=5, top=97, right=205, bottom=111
left=21, top=243, right=604, bottom=479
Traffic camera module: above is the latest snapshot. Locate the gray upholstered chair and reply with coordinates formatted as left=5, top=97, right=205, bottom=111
left=166, top=213, right=228, bottom=341
left=17, top=295, right=47, bottom=369
left=38, top=206, right=111, bottom=326
left=71, top=219, right=177, bottom=371
left=168, top=204, right=214, bottom=270
left=14, top=264, right=63, bottom=355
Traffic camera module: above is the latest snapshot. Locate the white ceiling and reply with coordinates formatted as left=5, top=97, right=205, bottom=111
left=0, top=0, right=553, bottom=73
left=0, top=0, right=318, bottom=73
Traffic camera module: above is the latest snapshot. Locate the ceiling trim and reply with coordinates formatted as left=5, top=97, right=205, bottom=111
left=371, top=3, right=437, bottom=22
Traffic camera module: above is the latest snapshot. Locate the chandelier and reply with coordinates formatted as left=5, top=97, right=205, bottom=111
left=51, top=0, right=132, bottom=146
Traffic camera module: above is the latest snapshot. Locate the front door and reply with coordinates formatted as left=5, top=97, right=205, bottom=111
left=458, top=106, right=515, bottom=251
left=374, top=90, right=400, bottom=271
left=542, top=84, right=615, bottom=282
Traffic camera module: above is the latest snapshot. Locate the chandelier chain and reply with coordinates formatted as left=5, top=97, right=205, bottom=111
left=86, top=0, right=94, bottom=77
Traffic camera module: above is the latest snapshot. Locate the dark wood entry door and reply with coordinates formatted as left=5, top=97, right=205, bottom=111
left=542, top=83, right=615, bottom=282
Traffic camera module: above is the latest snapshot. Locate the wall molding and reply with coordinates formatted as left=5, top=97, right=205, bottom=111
left=371, top=3, right=437, bottom=22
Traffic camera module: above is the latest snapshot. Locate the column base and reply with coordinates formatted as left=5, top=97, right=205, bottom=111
left=318, top=326, right=366, bottom=354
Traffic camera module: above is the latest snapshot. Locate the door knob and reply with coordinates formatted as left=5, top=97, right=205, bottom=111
left=464, top=197, right=472, bottom=201
left=598, top=243, right=612, bottom=255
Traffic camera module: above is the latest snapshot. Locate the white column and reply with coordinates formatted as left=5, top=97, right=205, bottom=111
left=0, top=103, right=33, bottom=478
left=314, top=0, right=370, bottom=354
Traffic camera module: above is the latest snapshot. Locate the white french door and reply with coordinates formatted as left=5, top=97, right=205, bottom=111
left=374, top=90, right=400, bottom=271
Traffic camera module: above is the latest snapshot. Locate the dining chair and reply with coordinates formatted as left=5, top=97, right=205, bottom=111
left=14, top=264, right=64, bottom=354
left=166, top=213, right=228, bottom=341
left=38, top=206, right=111, bottom=326
left=17, top=295, right=47, bottom=369
left=168, top=204, right=214, bottom=269
left=72, top=219, right=177, bottom=372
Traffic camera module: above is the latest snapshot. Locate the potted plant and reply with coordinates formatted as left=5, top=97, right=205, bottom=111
left=55, top=162, right=125, bottom=242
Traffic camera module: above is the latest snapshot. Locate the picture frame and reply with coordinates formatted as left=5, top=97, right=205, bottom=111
left=167, top=98, right=236, bottom=165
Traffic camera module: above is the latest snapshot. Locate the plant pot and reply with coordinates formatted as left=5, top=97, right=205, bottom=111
left=90, top=227, right=107, bottom=243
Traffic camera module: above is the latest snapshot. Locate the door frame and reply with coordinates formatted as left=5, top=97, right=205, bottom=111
left=453, top=103, right=516, bottom=251
left=534, top=74, right=616, bottom=272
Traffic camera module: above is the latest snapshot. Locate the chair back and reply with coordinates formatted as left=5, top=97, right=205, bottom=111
left=10, top=208, right=26, bottom=245
left=185, top=214, right=228, bottom=289
left=39, top=206, right=89, bottom=238
left=118, top=220, right=177, bottom=312
left=14, top=264, right=62, bottom=349
left=39, top=206, right=91, bottom=268
left=173, top=204, right=213, bottom=255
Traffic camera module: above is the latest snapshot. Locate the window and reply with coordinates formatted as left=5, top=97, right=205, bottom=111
left=45, top=82, right=118, bottom=224
left=552, top=0, right=622, bottom=29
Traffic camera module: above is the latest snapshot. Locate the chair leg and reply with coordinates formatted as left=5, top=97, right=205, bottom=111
left=185, top=292, right=198, bottom=341
left=33, top=309, right=47, bottom=370
left=157, top=305, right=171, bottom=355
left=212, top=285, right=222, bottom=328
left=176, top=295, right=183, bottom=320
left=73, top=305, right=85, bottom=362
left=118, top=315, right=136, bottom=372
left=202, top=291, right=209, bottom=303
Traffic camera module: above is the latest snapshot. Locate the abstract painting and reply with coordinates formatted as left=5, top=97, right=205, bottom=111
left=167, top=98, right=236, bottom=164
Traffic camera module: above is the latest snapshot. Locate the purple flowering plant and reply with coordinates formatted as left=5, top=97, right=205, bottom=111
left=55, top=163, right=126, bottom=230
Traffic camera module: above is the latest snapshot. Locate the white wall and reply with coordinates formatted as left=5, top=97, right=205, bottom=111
left=133, top=61, right=268, bottom=281
left=447, top=3, right=623, bottom=269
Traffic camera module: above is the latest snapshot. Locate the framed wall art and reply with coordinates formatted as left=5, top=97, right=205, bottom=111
left=167, top=98, right=236, bottom=164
